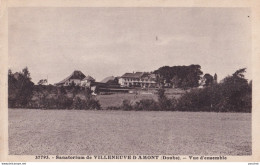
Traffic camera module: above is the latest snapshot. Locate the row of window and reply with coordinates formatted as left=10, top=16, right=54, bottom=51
left=124, top=82, right=156, bottom=85
left=122, top=78, right=155, bottom=82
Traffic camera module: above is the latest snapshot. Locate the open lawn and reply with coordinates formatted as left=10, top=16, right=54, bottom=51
left=96, top=88, right=185, bottom=109
left=9, top=109, right=251, bottom=155
left=96, top=93, right=157, bottom=108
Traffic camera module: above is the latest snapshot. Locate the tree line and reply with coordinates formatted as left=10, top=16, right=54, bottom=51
left=8, top=66, right=251, bottom=112
left=8, top=67, right=100, bottom=109
left=153, top=64, right=204, bottom=88
left=177, top=68, right=252, bottom=112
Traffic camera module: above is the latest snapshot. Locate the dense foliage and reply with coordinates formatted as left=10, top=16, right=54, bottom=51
left=154, top=64, right=203, bottom=88
left=177, top=68, right=252, bottom=112
left=8, top=68, right=101, bottom=110
left=202, top=73, right=214, bottom=87
left=8, top=67, right=34, bottom=108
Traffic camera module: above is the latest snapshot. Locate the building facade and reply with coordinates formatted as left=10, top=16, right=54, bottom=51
left=55, top=70, right=87, bottom=86
left=81, top=76, right=95, bottom=87
left=119, top=72, right=158, bottom=88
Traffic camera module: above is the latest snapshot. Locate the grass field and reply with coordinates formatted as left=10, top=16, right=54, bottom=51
left=96, top=88, right=185, bottom=109
left=96, top=93, right=158, bottom=108
left=9, top=109, right=251, bottom=155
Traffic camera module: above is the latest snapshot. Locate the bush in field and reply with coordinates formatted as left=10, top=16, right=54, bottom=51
left=119, top=88, right=177, bottom=111
left=157, top=88, right=176, bottom=111
left=14, top=78, right=100, bottom=110
left=177, top=88, right=214, bottom=111
left=72, top=96, right=101, bottom=110
left=37, top=87, right=100, bottom=110
left=83, top=87, right=92, bottom=100
left=72, top=97, right=85, bottom=109
left=56, top=96, right=73, bottom=109
left=120, top=99, right=158, bottom=111
left=28, top=95, right=73, bottom=109
left=177, top=68, right=252, bottom=112
left=107, top=106, right=121, bottom=110
left=121, top=99, right=133, bottom=110
left=85, top=98, right=101, bottom=110
left=134, top=99, right=158, bottom=111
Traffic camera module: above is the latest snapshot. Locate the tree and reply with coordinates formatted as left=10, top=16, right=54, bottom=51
left=154, top=66, right=173, bottom=84
left=157, top=88, right=173, bottom=110
left=232, top=68, right=247, bottom=78
left=176, top=68, right=251, bottom=112
left=220, top=68, right=250, bottom=111
left=60, top=86, right=67, bottom=95
left=22, top=67, right=31, bottom=80
left=8, top=69, right=17, bottom=107
left=213, top=73, right=218, bottom=83
left=8, top=67, right=34, bottom=107
left=171, top=76, right=181, bottom=88
left=155, top=74, right=164, bottom=87
left=154, top=64, right=203, bottom=88
left=203, top=73, right=214, bottom=87
left=38, top=79, right=48, bottom=85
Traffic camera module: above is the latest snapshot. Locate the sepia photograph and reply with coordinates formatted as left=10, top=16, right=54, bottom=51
left=1, top=0, right=260, bottom=162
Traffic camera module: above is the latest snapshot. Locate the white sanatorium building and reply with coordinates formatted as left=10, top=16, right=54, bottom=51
left=118, top=72, right=158, bottom=88
left=55, top=70, right=158, bottom=88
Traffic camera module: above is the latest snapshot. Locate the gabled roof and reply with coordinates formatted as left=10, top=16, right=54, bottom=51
left=82, top=75, right=95, bottom=81
left=55, top=70, right=86, bottom=85
left=121, top=72, right=145, bottom=78
left=142, top=73, right=156, bottom=79
left=101, top=76, right=115, bottom=83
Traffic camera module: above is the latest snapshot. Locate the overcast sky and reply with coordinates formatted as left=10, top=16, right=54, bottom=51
left=8, top=7, right=251, bottom=84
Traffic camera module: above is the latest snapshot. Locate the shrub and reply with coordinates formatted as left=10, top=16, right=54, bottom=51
left=176, top=88, right=212, bottom=111
left=72, top=96, right=101, bottom=110
left=86, top=98, right=101, bottom=110
left=121, top=99, right=133, bottom=110
left=107, top=106, right=121, bottom=110
left=119, top=98, right=176, bottom=111
left=157, top=88, right=176, bottom=111
left=56, top=96, right=73, bottom=109
left=72, top=97, right=84, bottom=109
left=134, top=99, right=158, bottom=111
left=118, top=88, right=178, bottom=111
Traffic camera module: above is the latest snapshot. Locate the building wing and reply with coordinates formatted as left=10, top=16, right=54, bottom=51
left=55, top=70, right=86, bottom=85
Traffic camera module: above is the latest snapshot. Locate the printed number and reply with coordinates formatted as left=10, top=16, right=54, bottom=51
left=35, top=155, right=49, bottom=159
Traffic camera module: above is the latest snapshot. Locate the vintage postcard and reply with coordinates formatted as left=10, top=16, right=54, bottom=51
left=0, top=0, right=260, bottom=162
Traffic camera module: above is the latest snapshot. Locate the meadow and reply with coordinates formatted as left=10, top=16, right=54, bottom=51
left=96, top=88, right=185, bottom=109
left=9, top=109, right=251, bottom=155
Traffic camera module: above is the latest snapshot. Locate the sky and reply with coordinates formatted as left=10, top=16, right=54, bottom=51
left=8, top=7, right=251, bottom=84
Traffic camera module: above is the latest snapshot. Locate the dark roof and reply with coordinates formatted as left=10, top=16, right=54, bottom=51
left=82, top=75, right=95, bottom=81
left=121, top=72, right=145, bottom=78
left=55, top=70, right=86, bottom=85
left=142, top=73, right=156, bottom=80
left=101, top=76, right=115, bottom=83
